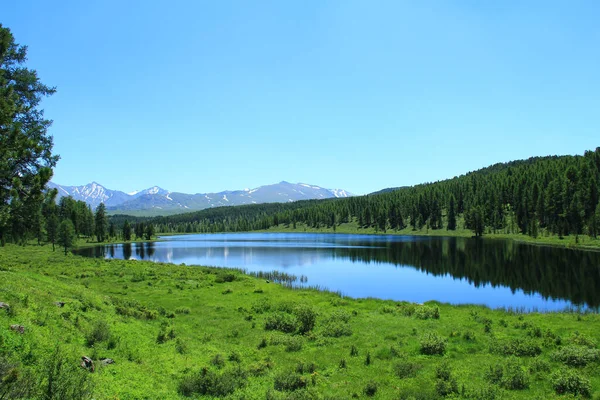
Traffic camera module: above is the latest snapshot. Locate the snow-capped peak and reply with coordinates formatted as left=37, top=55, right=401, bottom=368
left=128, top=190, right=140, bottom=196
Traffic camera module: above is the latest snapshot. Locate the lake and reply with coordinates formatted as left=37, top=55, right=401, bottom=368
left=74, top=233, right=600, bottom=311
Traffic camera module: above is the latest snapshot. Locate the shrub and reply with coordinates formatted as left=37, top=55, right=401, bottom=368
left=485, top=358, right=529, bottom=390
left=175, top=338, right=188, bottom=355
left=258, top=337, right=268, bottom=349
left=211, top=354, right=225, bottom=369
left=175, top=307, right=191, bottom=314
left=496, top=338, right=542, bottom=357
left=294, top=304, right=317, bottom=334
left=420, top=333, right=447, bottom=355
left=551, top=368, right=591, bottom=397
left=295, top=362, right=317, bottom=374
left=350, top=345, right=359, bottom=357
left=393, top=358, right=421, bottom=379
left=265, top=312, right=299, bottom=334
left=215, top=272, right=236, bottom=283
left=552, top=345, right=600, bottom=367
left=568, top=332, right=597, bottom=348
left=228, top=351, right=241, bottom=363
left=85, top=320, right=111, bottom=347
left=322, top=321, right=352, bottom=338
left=414, top=305, right=440, bottom=320
left=178, top=366, right=247, bottom=397
left=284, top=336, right=303, bottom=352
left=274, top=372, right=307, bottom=392
left=248, top=358, right=273, bottom=376
left=156, top=323, right=176, bottom=344
left=339, top=359, right=347, bottom=369
left=363, top=381, right=377, bottom=396
left=364, top=352, right=372, bottom=366
left=529, top=358, right=551, bottom=374
left=252, top=299, right=272, bottom=314
left=436, top=379, right=458, bottom=397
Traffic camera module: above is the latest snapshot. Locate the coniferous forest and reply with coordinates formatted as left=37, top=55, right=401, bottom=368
left=151, top=151, right=600, bottom=240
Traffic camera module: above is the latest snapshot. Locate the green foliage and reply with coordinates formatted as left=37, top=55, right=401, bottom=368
left=552, top=345, right=600, bottom=367
left=294, top=304, right=317, bottom=334
left=420, top=333, right=447, bottom=355
left=273, top=371, right=307, bottom=392
left=495, top=338, right=542, bottom=357
left=363, top=380, right=377, bottom=396
left=551, top=368, right=592, bottom=397
left=265, top=312, right=299, bottom=333
left=85, top=320, right=111, bottom=347
left=178, top=366, right=247, bottom=397
left=2, top=245, right=600, bottom=398
left=393, top=357, right=421, bottom=378
left=485, top=358, right=529, bottom=390
left=0, top=24, right=58, bottom=246
left=57, top=219, right=76, bottom=255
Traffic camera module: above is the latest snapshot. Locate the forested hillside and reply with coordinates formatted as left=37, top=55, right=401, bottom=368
left=151, top=150, right=600, bottom=239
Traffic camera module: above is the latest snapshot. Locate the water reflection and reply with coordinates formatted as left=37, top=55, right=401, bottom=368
left=73, top=233, right=600, bottom=310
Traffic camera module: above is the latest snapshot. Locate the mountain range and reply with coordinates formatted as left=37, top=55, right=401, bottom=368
left=48, top=181, right=352, bottom=216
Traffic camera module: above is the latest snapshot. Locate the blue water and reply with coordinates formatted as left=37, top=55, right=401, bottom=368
left=75, top=233, right=600, bottom=311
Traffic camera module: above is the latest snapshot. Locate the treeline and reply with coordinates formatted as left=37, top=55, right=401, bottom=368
left=150, top=149, right=600, bottom=238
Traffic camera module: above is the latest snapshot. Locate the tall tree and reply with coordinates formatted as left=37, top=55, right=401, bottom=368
left=94, top=203, right=108, bottom=242
left=447, top=195, right=457, bottom=230
left=144, top=223, right=155, bottom=240
left=57, top=219, right=75, bottom=255
left=123, top=220, right=132, bottom=241
left=0, top=24, right=59, bottom=245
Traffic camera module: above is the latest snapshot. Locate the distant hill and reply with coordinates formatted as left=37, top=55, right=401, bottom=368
left=48, top=181, right=353, bottom=215
left=369, top=186, right=408, bottom=195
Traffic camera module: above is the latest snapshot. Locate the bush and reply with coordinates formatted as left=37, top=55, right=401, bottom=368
left=485, top=358, right=529, bottom=390
left=551, top=368, right=591, bottom=397
left=363, top=381, right=377, bottom=396
left=85, top=320, right=111, bottom=347
left=284, top=336, right=303, bottom=352
left=414, top=305, right=440, bottom=320
left=552, top=345, right=600, bottom=367
left=215, top=272, right=236, bottom=283
left=273, top=372, right=307, bottom=392
left=294, top=304, right=317, bottom=334
left=420, top=333, right=447, bottom=355
left=156, top=323, right=176, bottom=344
left=393, top=358, right=421, bottom=379
left=178, top=366, right=247, bottom=397
left=211, top=354, right=225, bottom=369
left=265, top=312, right=299, bottom=333
left=568, top=331, right=597, bottom=348
left=175, top=307, right=191, bottom=314
left=350, top=345, right=359, bottom=357
left=322, top=321, right=352, bottom=338
left=435, top=379, right=458, bottom=397
left=529, top=358, right=550, bottom=374
left=38, top=347, right=95, bottom=400
left=496, top=338, right=542, bottom=357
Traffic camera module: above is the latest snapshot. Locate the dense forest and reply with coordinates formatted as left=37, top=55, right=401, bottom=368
left=150, top=150, right=600, bottom=239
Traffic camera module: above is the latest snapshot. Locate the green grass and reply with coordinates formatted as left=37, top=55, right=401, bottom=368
left=259, top=220, right=600, bottom=251
left=1, top=244, right=600, bottom=399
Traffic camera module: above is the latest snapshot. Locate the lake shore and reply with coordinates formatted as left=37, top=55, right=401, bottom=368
left=1, top=244, right=599, bottom=398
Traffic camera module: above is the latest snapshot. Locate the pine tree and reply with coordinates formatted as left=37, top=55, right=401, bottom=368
left=0, top=25, right=59, bottom=245
left=123, top=220, right=132, bottom=241
left=58, top=219, right=75, bottom=255
left=447, top=196, right=457, bottom=230
left=144, top=224, right=155, bottom=240
left=94, top=203, right=108, bottom=242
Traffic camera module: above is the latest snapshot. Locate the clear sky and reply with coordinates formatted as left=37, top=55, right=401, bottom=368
left=3, top=1, right=599, bottom=195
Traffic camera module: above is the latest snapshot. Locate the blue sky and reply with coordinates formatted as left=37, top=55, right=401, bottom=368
left=3, top=1, right=600, bottom=195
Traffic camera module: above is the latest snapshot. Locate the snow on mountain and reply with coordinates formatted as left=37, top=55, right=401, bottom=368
left=49, top=181, right=353, bottom=215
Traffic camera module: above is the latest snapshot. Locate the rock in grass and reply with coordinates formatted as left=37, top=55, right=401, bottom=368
left=0, top=302, right=10, bottom=311
left=80, top=356, right=95, bottom=372
left=10, top=324, right=25, bottom=334
left=100, top=358, right=115, bottom=365
left=54, top=301, right=65, bottom=307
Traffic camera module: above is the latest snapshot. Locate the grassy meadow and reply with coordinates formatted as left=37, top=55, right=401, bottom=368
left=1, top=244, right=600, bottom=399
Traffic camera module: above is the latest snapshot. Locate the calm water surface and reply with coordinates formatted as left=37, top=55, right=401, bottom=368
left=74, top=233, right=600, bottom=311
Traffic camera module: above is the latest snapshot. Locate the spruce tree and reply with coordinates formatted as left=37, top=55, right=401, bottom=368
left=447, top=196, right=457, bottom=230
left=58, top=219, right=75, bottom=255
left=94, top=203, right=108, bottom=242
